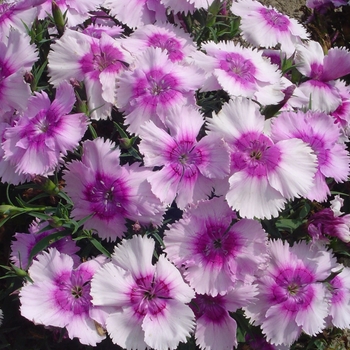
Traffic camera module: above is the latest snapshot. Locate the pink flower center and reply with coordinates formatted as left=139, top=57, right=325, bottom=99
left=132, top=68, right=179, bottom=110
left=260, top=8, right=290, bottom=31
left=148, top=33, right=183, bottom=62
left=192, top=294, right=226, bottom=322
left=80, top=42, right=127, bottom=79
left=231, top=132, right=281, bottom=176
left=53, top=271, right=92, bottom=315
left=130, top=275, right=171, bottom=318
left=271, top=265, right=316, bottom=312
left=84, top=173, right=129, bottom=219
left=219, top=53, right=256, bottom=83
left=193, top=222, right=243, bottom=269
left=168, top=140, right=202, bottom=168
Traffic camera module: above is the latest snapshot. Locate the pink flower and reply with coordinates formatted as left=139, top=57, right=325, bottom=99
left=11, top=219, right=80, bottom=270
left=3, top=81, right=88, bottom=176
left=160, top=0, right=215, bottom=13
left=164, top=197, right=268, bottom=295
left=38, top=0, right=103, bottom=27
left=331, top=80, right=350, bottom=140
left=20, top=248, right=107, bottom=346
left=306, top=0, right=347, bottom=10
left=245, top=239, right=337, bottom=347
left=0, top=118, right=31, bottom=185
left=207, top=98, right=317, bottom=219
left=295, top=40, right=350, bottom=113
left=63, top=138, right=165, bottom=241
left=117, top=47, right=203, bottom=134
left=0, top=29, right=37, bottom=116
left=327, top=266, right=350, bottom=329
left=102, top=0, right=167, bottom=28
left=138, top=105, right=230, bottom=208
left=48, top=29, right=132, bottom=120
left=0, top=0, right=45, bottom=40
left=192, top=285, right=257, bottom=350
left=90, top=235, right=195, bottom=350
left=308, top=196, right=350, bottom=243
left=271, top=109, right=350, bottom=202
left=192, top=41, right=284, bottom=105
left=231, top=0, right=308, bottom=57
left=122, top=23, right=197, bottom=63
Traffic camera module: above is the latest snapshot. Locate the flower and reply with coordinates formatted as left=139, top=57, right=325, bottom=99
left=37, top=0, right=103, bottom=27
left=192, top=41, right=284, bottom=105
left=308, top=195, right=350, bottom=243
left=160, top=0, right=216, bottom=14
left=3, top=81, right=88, bottom=176
left=245, top=239, right=337, bottom=347
left=121, top=22, right=197, bottom=63
left=0, top=118, right=31, bottom=185
left=294, top=40, right=350, bottom=113
left=0, top=0, right=45, bottom=40
left=192, top=285, right=257, bottom=350
left=270, top=109, right=350, bottom=202
left=138, top=105, right=230, bottom=209
left=90, top=235, right=195, bottom=350
left=48, top=29, right=132, bottom=120
left=102, top=0, right=167, bottom=29
left=164, top=197, right=268, bottom=295
left=20, top=248, right=107, bottom=346
left=207, top=98, right=317, bottom=219
left=327, top=266, right=350, bottom=329
left=0, top=29, right=37, bottom=117
left=117, top=47, right=203, bottom=134
left=63, top=138, right=165, bottom=241
left=231, top=0, right=308, bottom=57
left=11, top=218, right=80, bottom=270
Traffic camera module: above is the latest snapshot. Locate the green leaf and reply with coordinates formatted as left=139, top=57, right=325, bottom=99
left=276, top=218, right=305, bottom=231
left=89, top=237, right=111, bottom=258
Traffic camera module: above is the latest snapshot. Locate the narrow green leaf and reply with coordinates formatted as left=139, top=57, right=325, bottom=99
left=89, top=237, right=111, bottom=258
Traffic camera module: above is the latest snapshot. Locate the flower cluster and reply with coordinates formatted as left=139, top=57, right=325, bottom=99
left=1, top=0, right=350, bottom=349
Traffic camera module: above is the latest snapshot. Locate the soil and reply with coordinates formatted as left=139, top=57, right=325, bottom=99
left=259, top=0, right=306, bottom=20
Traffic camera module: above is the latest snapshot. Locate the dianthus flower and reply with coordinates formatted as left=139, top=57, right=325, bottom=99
left=122, top=23, right=197, bottom=63
left=20, top=248, right=107, bottom=346
left=116, top=47, right=203, bottom=134
left=160, top=0, right=215, bottom=13
left=3, top=81, right=88, bottom=176
left=164, top=197, right=268, bottom=295
left=245, top=239, right=337, bottom=347
left=102, top=0, right=167, bottom=28
left=271, top=109, right=350, bottom=202
left=308, top=196, right=350, bottom=242
left=192, top=285, right=257, bottom=350
left=306, top=0, right=347, bottom=10
left=0, top=29, right=37, bottom=117
left=327, top=266, right=350, bottom=329
left=138, top=105, right=230, bottom=208
left=0, top=0, right=45, bottom=40
left=295, top=40, right=350, bottom=113
left=48, top=29, right=132, bottom=120
left=193, top=41, right=284, bottom=105
left=63, top=138, right=165, bottom=241
left=91, top=235, right=195, bottom=350
left=231, top=0, right=308, bottom=57
left=0, top=118, right=31, bottom=185
left=11, top=218, right=80, bottom=270
left=37, top=0, right=103, bottom=27
left=207, top=98, right=317, bottom=219
left=331, top=80, right=350, bottom=141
